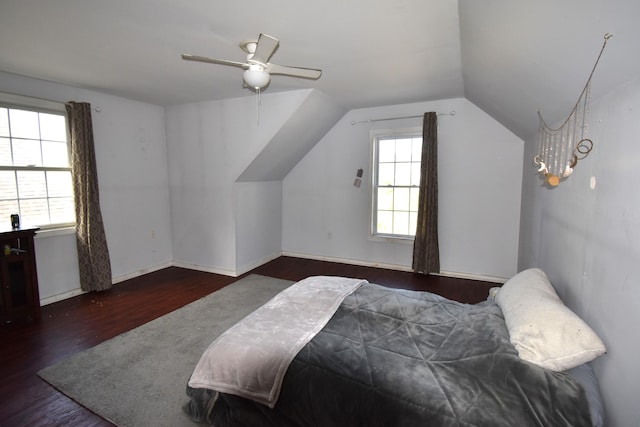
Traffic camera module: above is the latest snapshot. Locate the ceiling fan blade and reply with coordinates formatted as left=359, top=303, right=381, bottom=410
left=267, top=63, right=322, bottom=80
left=251, top=34, right=279, bottom=65
left=181, top=54, right=247, bottom=69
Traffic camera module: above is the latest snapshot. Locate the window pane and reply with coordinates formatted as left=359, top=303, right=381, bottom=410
left=411, top=161, right=421, bottom=186
left=47, top=171, right=73, bottom=197
left=49, top=197, right=75, bottom=223
left=17, top=170, right=47, bottom=198
left=0, top=108, right=9, bottom=137
left=0, top=199, right=19, bottom=220
left=410, top=187, right=420, bottom=211
left=0, top=171, right=17, bottom=199
left=19, top=198, right=49, bottom=225
left=378, top=163, right=395, bottom=186
left=0, top=102, right=73, bottom=228
left=395, top=138, right=412, bottom=162
left=393, top=187, right=410, bottom=211
left=378, top=139, right=396, bottom=162
left=377, top=188, right=393, bottom=210
left=412, top=138, right=422, bottom=160
left=409, top=212, right=418, bottom=235
left=0, top=137, right=11, bottom=166
left=377, top=210, right=393, bottom=234
left=393, top=211, right=409, bottom=235
left=395, top=162, right=411, bottom=186
left=373, top=133, right=422, bottom=238
left=9, top=109, right=40, bottom=139
left=39, top=113, right=67, bottom=142
left=42, top=140, right=69, bottom=167
left=12, top=138, right=42, bottom=166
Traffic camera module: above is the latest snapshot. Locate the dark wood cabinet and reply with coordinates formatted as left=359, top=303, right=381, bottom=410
left=0, top=227, right=40, bottom=323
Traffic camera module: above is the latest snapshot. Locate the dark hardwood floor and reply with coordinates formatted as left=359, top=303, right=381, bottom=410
left=0, top=256, right=496, bottom=427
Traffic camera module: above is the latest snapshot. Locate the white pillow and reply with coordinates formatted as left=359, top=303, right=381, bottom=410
left=495, top=268, right=606, bottom=371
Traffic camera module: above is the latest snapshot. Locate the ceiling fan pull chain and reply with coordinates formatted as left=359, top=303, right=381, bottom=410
left=256, top=87, right=261, bottom=125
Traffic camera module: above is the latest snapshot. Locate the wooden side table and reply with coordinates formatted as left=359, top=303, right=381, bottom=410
left=0, top=227, right=40, bottom=323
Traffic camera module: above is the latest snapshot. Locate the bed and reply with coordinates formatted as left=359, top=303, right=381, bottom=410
left=183, top=269, right=606, bottom=426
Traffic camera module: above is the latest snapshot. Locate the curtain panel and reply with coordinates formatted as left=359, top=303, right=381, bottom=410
left=412, top=112, right=440, bottom=274
left=66, top=102, right=112, bottom=292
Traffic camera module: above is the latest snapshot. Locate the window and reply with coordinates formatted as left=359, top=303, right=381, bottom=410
left=371, top=131, right=422, bottom=239
left=0, top=94, right=75, bottom=229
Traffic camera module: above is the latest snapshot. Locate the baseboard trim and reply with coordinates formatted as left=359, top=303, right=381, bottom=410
left=112, top=261, right=174, bottom=284
left=40, top=288, right=87, bottom=306
left=235, top=251, right=282, bottom=277
left=41, top=261, right=175, bottom=306
left=40, top=253, right=507, bottom=306
left=282, top=251, right=507, bottom=283
left=282, top=251, right=413, bottom=272
left=436, top=270, right=507, bottom=284
left=171, top=261, right=237, bottom=277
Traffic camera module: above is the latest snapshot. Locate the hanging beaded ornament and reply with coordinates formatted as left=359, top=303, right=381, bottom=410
left=534, top=33, right=612, bottom=187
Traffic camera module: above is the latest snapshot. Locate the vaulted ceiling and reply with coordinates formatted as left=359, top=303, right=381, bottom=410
left=1, top=0, right=638, bottom=140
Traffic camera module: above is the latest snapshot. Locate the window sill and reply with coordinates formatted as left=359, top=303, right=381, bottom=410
left=35, top=226, right=75, bottom=239
left=369, top=234, right=415, bottom=244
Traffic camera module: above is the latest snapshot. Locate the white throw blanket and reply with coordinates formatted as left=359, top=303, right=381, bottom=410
left=188, top=275, right=367, bottom=408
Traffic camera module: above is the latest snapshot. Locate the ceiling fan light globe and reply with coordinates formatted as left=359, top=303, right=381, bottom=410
left=243, top=68, right=270, bottom=89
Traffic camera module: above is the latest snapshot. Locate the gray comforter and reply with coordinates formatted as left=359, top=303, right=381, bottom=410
left=184, top=283, right=593, bottom=426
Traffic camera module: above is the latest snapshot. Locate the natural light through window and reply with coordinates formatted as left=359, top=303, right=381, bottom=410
left=0, top=102, right=75, bottom=229
left=372, top=133, right=422, bottom=238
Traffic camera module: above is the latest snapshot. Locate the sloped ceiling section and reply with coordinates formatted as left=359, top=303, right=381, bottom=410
left=236, top=90, right=347, bottom=182
left=2, top=1, right=640, bottom=143
left=459, top=0, right=640, bottom=140
left=0, top=0, right=463, bottom=112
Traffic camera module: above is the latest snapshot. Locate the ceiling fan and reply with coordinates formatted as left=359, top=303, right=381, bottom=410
left=182, top=34, right=322, bottom=92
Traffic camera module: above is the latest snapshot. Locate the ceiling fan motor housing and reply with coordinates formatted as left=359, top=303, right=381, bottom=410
left=182, top=33, right=321, bottom=92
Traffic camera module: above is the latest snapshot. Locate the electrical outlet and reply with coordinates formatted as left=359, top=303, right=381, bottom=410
left=151, top=229, right=156, bottom=239
left=327, top=231, right=333, bottom=240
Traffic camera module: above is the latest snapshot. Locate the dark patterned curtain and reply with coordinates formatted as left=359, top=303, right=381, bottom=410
left=66, top=102, right=112, bottom=292
left=412, top=112, right=440, bottom=274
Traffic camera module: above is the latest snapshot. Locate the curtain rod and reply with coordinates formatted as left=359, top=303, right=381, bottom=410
left=0, top=91, right=103, bottom=113
left=350, top=110, right=456, bottom=126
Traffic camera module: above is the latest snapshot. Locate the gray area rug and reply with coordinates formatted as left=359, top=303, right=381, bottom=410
left=38, top=274, right=294, bottom=427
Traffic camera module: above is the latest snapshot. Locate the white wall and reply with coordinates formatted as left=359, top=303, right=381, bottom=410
left=518, top=76, right=640, bottom=427
left=0, top=72, right=522, bottom=304
left=234, top=181, right=282, bottom=274
left=283, top=98, right=523, bottom=280
left=0, top=72, right=173, bottom=302
left=164, top=90, right=310, bottom=275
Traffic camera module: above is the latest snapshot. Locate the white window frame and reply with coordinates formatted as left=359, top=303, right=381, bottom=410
left=369, top=127, right=422, bottom=242
left=0, top=92, right=75, bottom=231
